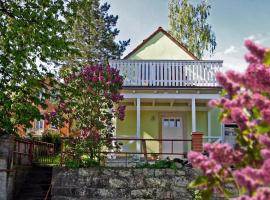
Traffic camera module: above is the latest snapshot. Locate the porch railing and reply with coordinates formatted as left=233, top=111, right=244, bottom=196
left=109, top=60, right=222, bottom=87
left=60, top=137, right=192, bottom=167
left=13, top=138, right=55, bottom=166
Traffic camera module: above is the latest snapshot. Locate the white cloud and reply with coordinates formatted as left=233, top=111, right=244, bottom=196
left=204, top=49, right=247, bottom=72
left=244, top=35, right=255, bottom=40
left=224, top=45, right=237, bottom=54
left=244, top=34, right=270, bottom=45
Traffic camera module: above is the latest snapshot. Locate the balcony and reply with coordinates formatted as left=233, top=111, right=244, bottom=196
left=109, top=60, right=223, bottom=87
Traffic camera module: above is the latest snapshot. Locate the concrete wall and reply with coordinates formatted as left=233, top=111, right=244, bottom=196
left=0, top=135, right=14, bottom=200
left=52, top=167, right=198, bottom=200
left=0, top=135, right=32, bottom=200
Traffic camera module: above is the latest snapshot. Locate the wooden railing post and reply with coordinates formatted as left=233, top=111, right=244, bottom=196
left=191, top=132, right=204, bottom=152
left=60, top=138, right=64, bottom=167
left=141, top=139, right=147, bottom=161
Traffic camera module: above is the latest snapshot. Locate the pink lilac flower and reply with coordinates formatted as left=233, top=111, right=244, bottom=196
left=204, top=143, right=243, bottom=165
left=258, top=135, right=270, bottom=148
left=234, top=167, right=262, bottom=192
left=188, top=151, right=221, bottom=175
left=245, top=40, right=268, bottom=62
left=253, top=187, right=270, bottom=200
left=116, top=105, right=126, bottom=120
left=261, top=149, right=270, bottom=160
left=216, top=72, right=240, bottom=97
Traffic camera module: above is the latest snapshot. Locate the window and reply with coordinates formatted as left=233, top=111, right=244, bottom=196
left=169, top=119, right=174, bottom=127
left=35, top=120, right=44, bottom=130
left=50, top=124, right=57, bottom=129
left=175, top=119, right=181, bottom=128
left=163, top=118, right=181, bottom=128
left=163, top=119, right=169, bottom=128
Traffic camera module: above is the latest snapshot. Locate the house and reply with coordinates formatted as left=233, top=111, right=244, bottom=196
left=109, top=27, right=225, bottom=158
left=22, top=100, right=70, bottom=137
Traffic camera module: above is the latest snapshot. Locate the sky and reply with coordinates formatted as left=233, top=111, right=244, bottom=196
left=101, top=0, right=270, bottom=71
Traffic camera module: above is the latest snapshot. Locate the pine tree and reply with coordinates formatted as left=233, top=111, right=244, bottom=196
left=66, top=0, right=130, bottom=68
left=169, top=0, right=216, bottom=59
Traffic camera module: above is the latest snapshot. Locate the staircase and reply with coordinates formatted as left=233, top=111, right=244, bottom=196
left=16, top=166, right=52, bottom=200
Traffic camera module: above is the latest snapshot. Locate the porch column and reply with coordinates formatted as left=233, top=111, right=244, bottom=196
left=136, top=98, right=141, bottom=153
left=191, top=98, right=196, bottom=132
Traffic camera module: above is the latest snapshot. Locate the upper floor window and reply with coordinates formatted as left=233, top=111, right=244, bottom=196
left=35, top=120, right=44, bottom=130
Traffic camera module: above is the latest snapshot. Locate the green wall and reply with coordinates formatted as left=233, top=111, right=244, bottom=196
left=127, top=32, right=194, bottom=60
left=210, top=108, right=222, bottom=136
left=116, top=109, right=220, bottom=153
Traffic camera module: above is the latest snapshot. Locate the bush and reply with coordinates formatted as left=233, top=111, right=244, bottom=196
left=41, top=130, right=61, bottom=153
left=136, top=158, right=179, bottom=169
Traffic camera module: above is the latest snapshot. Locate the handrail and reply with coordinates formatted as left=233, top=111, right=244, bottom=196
left=44, top=184, right=52, bottom=200
left=13, top=137, right=55, bottom=166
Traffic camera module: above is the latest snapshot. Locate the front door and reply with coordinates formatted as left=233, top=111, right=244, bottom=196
left=162, top=117, right=183, bottom=159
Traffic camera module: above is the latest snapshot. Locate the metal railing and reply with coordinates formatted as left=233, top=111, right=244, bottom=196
left=109, top=60, right=222, bottom=87
left=60, top=137, right=192, bottom=167
left=203, top=136, right=222, bottom=144
left=13, top=138, right=55, bottom=166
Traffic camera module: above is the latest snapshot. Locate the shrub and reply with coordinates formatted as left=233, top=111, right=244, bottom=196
left=188, top=41, right=270, bottom=199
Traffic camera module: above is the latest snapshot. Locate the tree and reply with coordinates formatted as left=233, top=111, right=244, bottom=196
left=46, top=64, right=125, bottom=165
left=65, top=0, right=130, bottom=69
left=169, top=0, right=216, bottom=59
left=0, top=0, right=79, bottom=135
left=188, top=41, right=270, bottom=199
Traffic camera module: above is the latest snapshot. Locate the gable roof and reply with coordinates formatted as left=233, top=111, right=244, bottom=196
left=124, top=27, right=198, bottom=60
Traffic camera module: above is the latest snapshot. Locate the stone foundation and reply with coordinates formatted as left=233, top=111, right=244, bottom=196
left=52, top=167, right=199, bottom=200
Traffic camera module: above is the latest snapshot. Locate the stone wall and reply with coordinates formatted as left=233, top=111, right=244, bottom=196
left=52, top=167, right=199, bottom=200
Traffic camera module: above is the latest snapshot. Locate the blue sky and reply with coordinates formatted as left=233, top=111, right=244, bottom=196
left=101, top=0, right=270, bottom=71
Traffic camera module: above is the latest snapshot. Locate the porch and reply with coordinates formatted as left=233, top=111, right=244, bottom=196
left=115, top=93, right=223, bottom=160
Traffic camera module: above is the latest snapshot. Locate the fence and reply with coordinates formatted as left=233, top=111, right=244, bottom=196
left=13, top=138, right=55, bottom=166
left=60, top=137, right=194, bottom=167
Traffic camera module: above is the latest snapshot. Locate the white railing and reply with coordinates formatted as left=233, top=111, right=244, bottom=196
left=109, top=60, right=223, bottom=87
left=203, top=136, right=222, bottom=144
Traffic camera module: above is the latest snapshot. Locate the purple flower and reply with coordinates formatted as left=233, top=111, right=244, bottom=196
left=259, top=135, right=270, bottom=148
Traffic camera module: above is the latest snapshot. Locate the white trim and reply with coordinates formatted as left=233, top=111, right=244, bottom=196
left=125, top=106, right=209, bottom=112
left=208, top=111, right=211, bottom=142
left=123, top=93, right=220, bottom=100
left=136, top=98, right=141, bottom=153
left=191, top=98, right=196, bottom=132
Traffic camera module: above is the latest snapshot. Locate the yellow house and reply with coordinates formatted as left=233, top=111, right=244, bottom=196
left=109, top=27, right=224, bottom=158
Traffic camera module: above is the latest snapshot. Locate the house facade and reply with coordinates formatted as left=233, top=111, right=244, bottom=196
left=109, top=27, right=224, bottom=156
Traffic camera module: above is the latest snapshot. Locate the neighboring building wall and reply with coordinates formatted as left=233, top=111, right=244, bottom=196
left=127, top=32, right=194, bottom=60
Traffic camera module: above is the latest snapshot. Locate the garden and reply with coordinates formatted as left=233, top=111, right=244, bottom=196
left=1, top=0, right=270, bottom=200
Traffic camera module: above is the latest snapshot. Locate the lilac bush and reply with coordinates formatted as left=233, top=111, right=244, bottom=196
left=188, top=41, right=270, bottom=199
left=45, top=64, right=125, bottom=164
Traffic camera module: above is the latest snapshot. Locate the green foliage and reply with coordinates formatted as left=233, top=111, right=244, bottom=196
left=264, top=51, right=270, bottom=65
left=0, top=0, right=78, bottom=134
left=65, top=0, right=130, bottom=68
left=65, top=158, right=100, bottom=169
left=41, top=130, right=61, bottom=153
left=169, top=0, right=216, bottom=59
left=136, top=159, right=179, bottom=169
left=187, top=188, right=204, bottom=200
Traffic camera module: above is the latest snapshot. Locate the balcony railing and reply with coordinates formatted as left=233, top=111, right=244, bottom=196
left=109, top=60, right=223, bottom=87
